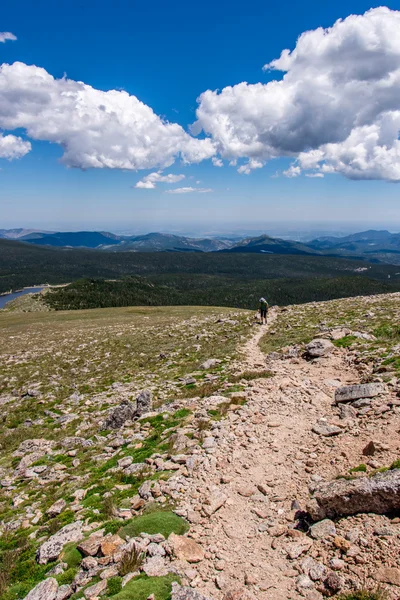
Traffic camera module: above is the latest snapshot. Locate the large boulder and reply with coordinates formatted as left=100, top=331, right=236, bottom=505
left=23, top=578, right=58, bottom=600
left=135, top=389, right=152, bottom=416
left=305, top=339, right=334, bottom=358
left=308, top=469, right=400, bottom=520
left=102, top=390, right=152, bottom=429
left=37, top=521, right=83, bottom=564
left=334, top=382, right=386, bottom=404
left=102, top=399, right=136, bottom=429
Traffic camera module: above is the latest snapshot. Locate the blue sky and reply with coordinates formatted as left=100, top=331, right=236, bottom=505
left=1, top=0, right=400, bottom=233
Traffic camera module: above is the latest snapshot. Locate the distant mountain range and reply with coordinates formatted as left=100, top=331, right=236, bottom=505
left=308, top=230, right=400, bottom=254
left=0, top=230, right=233, bottom=252
left=222, top=234, right=319, bottom=255
left=1, top=228, right=400, bottom=264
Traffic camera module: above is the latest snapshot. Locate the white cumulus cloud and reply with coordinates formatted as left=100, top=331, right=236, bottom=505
left=0, top=133, right=31, bottom=159
left=166, top=187, right=213, bottom=194
left=283, top=165, right=301, bottom=178
left=0, top=32, right=16, bottom=43
left=135, top=171, right=185, bottom=189
left=193, top=7, right=400, bottom=181
left=0, top=62, right=215, bottom=170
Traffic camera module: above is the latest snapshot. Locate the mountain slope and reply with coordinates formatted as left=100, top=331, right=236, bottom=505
left=224, top=234, right=321, bottom=255
left=309, top=229, right=400, bottom=253
left=116, top=232, right=233, bottom=252
left=28, top=231, right=122, bottom=248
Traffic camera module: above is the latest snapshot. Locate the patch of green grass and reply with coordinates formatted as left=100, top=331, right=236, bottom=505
left=111, top=574, right=179, bottom=600
left=56, top=567, right=77, bottom=586
left=390, top=459, right=400, bottom=470
left=119, top=510, right=188, bottom=540
left=61, top=542, right=83, bottom=569
left=349, top=463, right=367, bottom=474
left=103, top=520, right=123, bottom=535
left=333, top=335, right=357, bottom=348
left=374, top=324, right=400, bottom=340
left=107, top=576, right=123, bottom=596
left=173, top=408, right=192, bottom=419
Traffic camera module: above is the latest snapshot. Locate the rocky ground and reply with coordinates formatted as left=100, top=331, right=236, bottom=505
left=1, top=294, right=400, bottom=600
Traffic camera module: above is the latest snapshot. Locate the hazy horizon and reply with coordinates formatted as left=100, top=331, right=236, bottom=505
left=3, top=221, right=400, bottom=242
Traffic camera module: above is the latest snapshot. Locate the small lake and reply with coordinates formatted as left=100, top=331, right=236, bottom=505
left=0, top=287, right=44, bottom=309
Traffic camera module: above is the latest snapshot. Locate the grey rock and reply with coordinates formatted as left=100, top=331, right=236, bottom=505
left=169, top=432, right=189, bottom=453
left=46, top=499, right=67, bottom=517
left=312, top=422, right=342, bottom=437
left=136, top=389, right=152, bottom=416
left=200, top=359, right=221, bottom=370
left=171, top=583, right=213, bottom=600
left=56, top=585, right=73, bottom=600
left=142, top=555, right=169, bottom=577
left=296, top=574, right=314, bottom=590
left=14, top=438, right=54, bottom=457
left=339, top=404, right=357, bottom=420
left=138, top=480, right=153, bottom=500
left=23, top=578, right=58, bottom=600
left=61, top=437, right=93, bottom=449
left=334, top=383, right=386, bottom=404
left=37, top=521, right=83, bottom=564
left=102, top=400, right=136, bottom=429
left=310, top=519, right=336, bottom=540
left=83, top=579, right=107, bottom=598
left=305, top=339, right=334, bottom=358
left=308, top=469, right=400, bottom=520
left=124, top=462, right=147, bottom=475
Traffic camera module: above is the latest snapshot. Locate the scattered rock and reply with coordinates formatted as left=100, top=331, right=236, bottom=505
left=102, top=399, right=136, bottom=429
left=305, top=339, right=334, bottom=358
left=169, top=533, right=205, bottom=563
left=142, top=555, right=169, bottom=577
left=362, top=441, right=376, bottom=456
left=203, top=491, right=227, bottom=516
left=374, top=566, right=400, bottom=586
left=334, top=383, right=386, bottom=404
left=308, top=470, right=400, bottom=520
left=77, top=532, right=104, bottom=557
left=312, top=421, right=342, bottom=437
left=200, top=359, right=222, bottom=370
left=23, top=578, right=58, bottom=600
left=171, top=583, right=213, bottom=600
left=37, top=521, right=83, bottom=564
left=83, top=579, right=107, bottom=598
left=100, top=534, right=124, bottom=556
left=136, top=389, right=152, bottom=416
left=310, top=519, right=336, bottom=540
left=46, top=499, right=67, bottom=518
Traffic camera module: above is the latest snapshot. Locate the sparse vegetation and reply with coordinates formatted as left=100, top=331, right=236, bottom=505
left=337, top=588, right=388, bottom=600
left=120, top=509, right=189, bottom=540
left=118, top=546, right=145, bottom=577
left=111, top=573, right=179, bottom=600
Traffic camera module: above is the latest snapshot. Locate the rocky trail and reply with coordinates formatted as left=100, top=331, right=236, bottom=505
left=171, top=309, right=400, bottom=600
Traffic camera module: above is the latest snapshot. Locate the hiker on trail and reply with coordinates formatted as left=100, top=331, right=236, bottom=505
left=259, top=297, right=269, bottom=325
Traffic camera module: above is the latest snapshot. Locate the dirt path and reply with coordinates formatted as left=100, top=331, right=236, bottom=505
left=240, top=309, right=278, bottom=370
left=176, top=311, right=368, bottom=599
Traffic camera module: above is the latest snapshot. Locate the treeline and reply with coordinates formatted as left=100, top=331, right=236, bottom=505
left=2, top=238, right=400, bottom=294
left=44, top=275, right=400, bottom=311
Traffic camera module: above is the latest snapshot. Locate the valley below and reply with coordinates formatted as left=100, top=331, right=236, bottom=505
left=1, top=294, right=400, bottom=600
